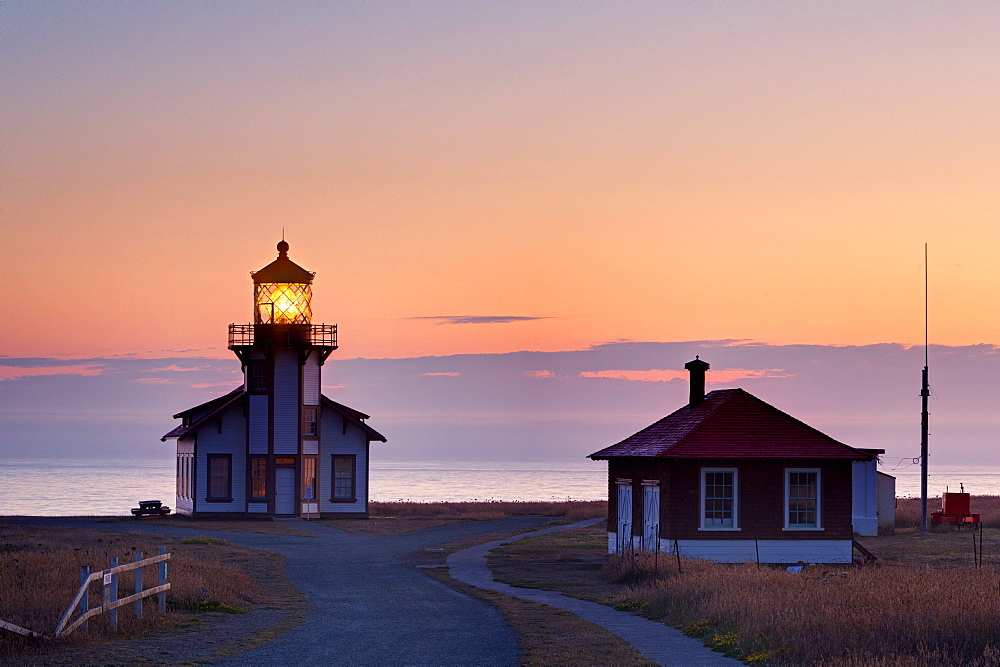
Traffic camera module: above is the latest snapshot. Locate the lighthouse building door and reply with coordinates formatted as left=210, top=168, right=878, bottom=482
left=275, top=467, right=296, bottom=514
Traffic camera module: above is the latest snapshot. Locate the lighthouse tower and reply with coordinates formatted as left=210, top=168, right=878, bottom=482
left=163, top=241, right=385, bottom=518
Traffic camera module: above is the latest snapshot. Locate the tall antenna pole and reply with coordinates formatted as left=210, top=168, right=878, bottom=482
left=920, top=243, right=930, bottom=532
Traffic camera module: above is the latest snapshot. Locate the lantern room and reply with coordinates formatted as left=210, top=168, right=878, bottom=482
left=251, top=240, right=315, bottom=325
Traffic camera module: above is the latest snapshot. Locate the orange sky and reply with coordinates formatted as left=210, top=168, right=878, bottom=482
left=4, top=2, right=998, bottom=361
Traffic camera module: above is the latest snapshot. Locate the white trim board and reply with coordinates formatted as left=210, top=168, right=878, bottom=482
left=606, top=533, right=853, bottom=564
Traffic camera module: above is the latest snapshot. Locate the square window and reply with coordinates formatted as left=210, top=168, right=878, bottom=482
left=207, top=455, right=232, bottom=500
left=786, top=469, right=821, bottom=528
left=701, top=468, right=738, bottom=529
left=332, top=456, right=355, bottom=501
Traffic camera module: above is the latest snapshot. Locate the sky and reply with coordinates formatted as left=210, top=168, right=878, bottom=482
left=2, top=2, right=998, bottom=467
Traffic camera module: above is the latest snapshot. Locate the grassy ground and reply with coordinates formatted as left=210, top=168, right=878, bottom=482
left=96, top=514, right=315, bottom=536
left=422, top=566, right=654, bottom=666
left=487, top=522, right=1000, bottom=665
left=330, top=500, right=607, bottom=536
left=0, top=521, right=307, bottom=664
left=0, top=502, right=606, bottom=663
left=896, top=495, right=1000, bottom=529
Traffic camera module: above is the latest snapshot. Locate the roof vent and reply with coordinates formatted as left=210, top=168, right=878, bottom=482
left=684, top=356, right=710, bottom=406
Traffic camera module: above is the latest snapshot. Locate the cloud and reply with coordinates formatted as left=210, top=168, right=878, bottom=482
left=3, top=341, right=998, bottom=464
left=580, top=369, right=686, bottom=382
left=0, top=363, right=106, bottom=381
left=579, top=368, right=794, bottom=383
left=148, top=364, right=212, bottom=372
left=409, top=315, right=551, bottom=325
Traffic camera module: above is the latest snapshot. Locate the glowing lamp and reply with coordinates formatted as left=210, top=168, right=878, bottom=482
left=251, top=241, right=315, bottom=325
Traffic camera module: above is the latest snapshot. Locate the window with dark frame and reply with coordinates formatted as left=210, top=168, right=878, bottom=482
left=207, top=454, right=232, bottom=500
left=331, top=456, right=355, bottom=501
left=251, top=458, right=267, bottom=498
left=251, top=363, right=267, bottom=391
left=786, top=469, right=820, bottom=528
left=303, top=457, right=317, bottom=500
left=303, top=407, right=318, bottom=436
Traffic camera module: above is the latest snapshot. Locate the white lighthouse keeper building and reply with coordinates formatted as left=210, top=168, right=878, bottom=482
left=163, top=240, right=386, bottom=518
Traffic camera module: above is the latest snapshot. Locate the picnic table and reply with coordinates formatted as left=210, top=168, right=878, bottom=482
left=131, top=499, right=171, bottom=517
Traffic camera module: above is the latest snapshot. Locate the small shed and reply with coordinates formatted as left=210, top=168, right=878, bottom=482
left=876, top=471, right=896, bottom=532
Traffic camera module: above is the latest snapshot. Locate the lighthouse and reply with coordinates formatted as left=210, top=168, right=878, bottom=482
left=163, top=241, right=386, bottom=518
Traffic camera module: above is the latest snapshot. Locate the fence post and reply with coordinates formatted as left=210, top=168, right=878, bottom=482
left=135, top=551, right=143, bottom=618
left=158, top=547, right=167, bottom=614
left=80, top=566, right=89, bottom=633
left=109, top=557, right=118, bottom=632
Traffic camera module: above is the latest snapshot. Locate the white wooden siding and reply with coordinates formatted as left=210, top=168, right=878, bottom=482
left=606, top=534, right=853, bottom=564
left=302, top=356, right=320, bottom=406
left=194, top=405, right=246, bottom=513
left=302, top=441, right=319, bottom=455
left=247, top=503, right=268, bottom=514
left=318, top=407, right=368, bottom=514
left=249, top=395, right=269, bottom=454
left=852, top=460, right=879, bottom=536
left=273, top=349, right=300, bottom=454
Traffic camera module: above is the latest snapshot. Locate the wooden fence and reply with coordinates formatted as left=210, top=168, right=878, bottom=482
left=54, top=548, right=171, bottom=637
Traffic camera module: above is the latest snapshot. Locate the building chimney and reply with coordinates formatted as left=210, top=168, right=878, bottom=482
left=684, top=356, right=710, bottom=406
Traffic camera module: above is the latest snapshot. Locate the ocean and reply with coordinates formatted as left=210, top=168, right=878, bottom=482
left=0, top=458, right=608, bottom=516
left=1, top=457, right=997, bottom=517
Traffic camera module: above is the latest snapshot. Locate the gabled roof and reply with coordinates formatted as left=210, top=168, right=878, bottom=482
left=321, top=395, right=387, bottom=443
left=161, top=387, right=387, bottom=443
left=589, top=388, right=874, bottom=461
left=162, top=386, right=245, bottom=441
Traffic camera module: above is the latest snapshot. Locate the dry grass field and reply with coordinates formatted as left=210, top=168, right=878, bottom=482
left=488, top=515, right=1000, bottom=666
left=0, top=521, right=305, bottom=662
left=895, top=494, right=1000, bottom=529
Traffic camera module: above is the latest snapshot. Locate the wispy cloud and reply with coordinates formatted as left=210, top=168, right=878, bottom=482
left=580, top=368, right=794, bottom=383
left=0, top=363, right=106, bottom=381
left=409, top=315, right=551, bottom=325
left=133, top=377, right=173, bottom=385
left=525, top=370, right=556, bottom=378
left=148, top=364, right=212, bottom=372
left=190, top=382, right=242, bottom=389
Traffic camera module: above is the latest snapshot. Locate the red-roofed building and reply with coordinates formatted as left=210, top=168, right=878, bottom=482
left=589, top=358, right=882, bottom=563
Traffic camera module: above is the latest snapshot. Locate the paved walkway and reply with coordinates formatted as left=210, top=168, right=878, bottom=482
left=448, top=518, right=741, bottom=666
left=16, top=516, right=739, bottom=665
